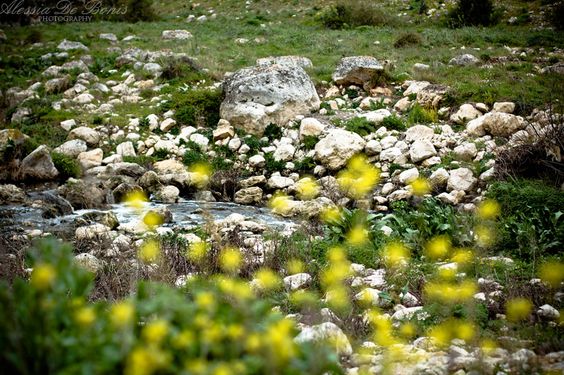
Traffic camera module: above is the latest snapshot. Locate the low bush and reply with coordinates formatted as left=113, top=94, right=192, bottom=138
left=0, top=239, right=340, bottom=374
left=343, top=117, right=375, bottom=136
left=160, top=58, right=208, bottom=85
left=393, top=32, right=423, bottom=48
left=169, top=89, right=222, bottom=128
left=263, top=123, right=283, bottom=141
left=182, top=149, right=206, bottom=167
left=52, top=152, right=81, bottom=179
left=446, top=0, right=498, bottom=27
left=315, top=1, right=398, bottom=29
left=294, top=156, right=316, bottom=174
left=264, top=153, right=286, bottom=173
left=301, top=135, right=319, bottom=151
left=381, top=115, right=407, bottom=131
left=407, top=103, right=438, bottom=125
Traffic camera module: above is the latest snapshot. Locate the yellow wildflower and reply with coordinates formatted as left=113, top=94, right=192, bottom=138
left=286, top=258, right=304, bottom=274
left=474, top=224, right=495, bottom=247
left=110, top=300, right=135, bottom=327
left=410, top=177, right=431, bottom=196
left=455, top=321, right=475, bottom=342
left=425, top=235, right=451, bottom=260
left=254, top=268, right=282, bottom=291
left=320, top=206, right=342, bottom=224
left=382, top=241, right=410, bottom=268
left=143, top=319, right=169, bottom=344
left=189, top=162, right=211, bottom=188
left=269, top=192, right=293, bottom=216
left=74, top=306, right=96, bottom=327
left=219, top=247, right=242, bottom=273
left=187, top=241, right=209, bottom=263
left=245, top=333, right=262, bottom=353
left=346, top=224, right=369, bottom=246
left=124, top=190, right=148, bottom=209
left=506, top=298, right=532, bottom=322
left=399, top=322, right=416, bottom=338
left=196, top=291, right=216, bottom=311
left=539, top=261, right=564, bottom=288
left=31, top=263, right=56, bottom=290
left=138, top=239, right=160, bottom=264
left=337, top=154, right=380, bottom=199
left=477, top=199, right=501, bottom=220
left=450, top=248, right=474, bottom=265
left=143, top=211, right=164, bottom=229
left=295, top=177, right=319, bottom=200
left=173, top=330, right=194, bottom=349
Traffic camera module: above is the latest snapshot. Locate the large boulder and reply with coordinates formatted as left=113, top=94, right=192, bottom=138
left=256, top=55, right=313, bottom=69
left=332, top=56, right=384, bottom=87
left=447, top=168, right=477, bottom=192
left=466, top=112, right=526, bottom=137
left=58, top=179, right=107, bottom=209
left=0, top=184, right=26, bottom=204
left=234, top=187, right=263, bottom=205
left=315, top=129, right=366, bottom=170
left=450, top=104, right=482, bottom=124
left=53, top=139, right=87, bottom=157
left=68, top=126, right=100, bottom=147
left=20, top=145, right=59, bottom=180
left=220, top=64, right=320, bottom=136
left=410, top=140, right=436, bottom=163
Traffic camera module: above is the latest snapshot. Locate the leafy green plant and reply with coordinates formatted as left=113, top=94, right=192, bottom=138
left=343, top=117, right=375, bottom=136
left=244, top=135, right=266, bottom=155
left=182, top=149, right=206, bottom=167
left=315, top=1, right=398, bottom=29
left=381, top=115, right=407, bottom=131
left=52, top=152, right=81, bottom=179
left=407, top=103, right=438, bottom=125
left=393, top=32, right=423, bottom=48
left=446, top=0, right=497, bottom=27
left=170, top=89, right=222, bottom=128
left=294, top=156, right=316, bottom=173
left=123, top=155, right=156, bottom=169
left=264, top=153, right=286, bottom=173
left=301, top=136, right=319, bottom=151
left=264, top=123, right=283, bottom=141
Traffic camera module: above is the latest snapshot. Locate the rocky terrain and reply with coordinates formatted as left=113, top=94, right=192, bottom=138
left=0, top=1, right=563, bottom=374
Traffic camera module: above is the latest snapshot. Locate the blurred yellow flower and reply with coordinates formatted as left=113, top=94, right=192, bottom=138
left=455, top=321, right=475, bottom=342
left=219, top=247, right=242, bottom=273
left=346, top=224, right=369, bottom=246
left=399, top=322, right=416, bottom=338
left=428, top=323, right=451, bottom=347
left=138, top=239, right=160, bottom=264
left=506, top=298, right=532, bottom=322
left=125, top=347, right=157, bottom=375
left=425, top=235, right=451, bottom=260
left=124, top=190, right=148, bottom=209
left=266, top=319, right=296, bottom=364
left=480, top=338, right=497, bottom=354
left=173, top=330, right=194, bottom=349
left=295, top=177, right=319, bottom=200
left=382, top=241, right=410, bottom=268
left=326, top=285, right=350, bottom=312
left=196, top=292, right=216, bottom=311
left=254, top=268, right=282, bottom=291
left=320, top=206, right=341, bottom=224
left=187, top=241, right=209, bottom=263
left=424, top=280, right=477, bottom=304
left=110, top=301, right=135, bottom=327
left=450, top=248, right=474, bottom=265
left=189, top=162, right=211, bottom=188
left=539, top=261, right=564, bottom=288
left=410, top=177, right=431, bottom=196
left=337, top=154, right=380, bottom=199
left=226, top=324, right=244, bottom=340
left=269, top=192, right=293, bottom=216
left=184, top=358, right=206, bottom=375
left=143, top=319, right=169, bottom=344
left=74, top=306, right=96, bottom=327
left=31, top=263, right=56, bottom=290
left=143, top=211, right=164, bottom=229
left=286, top=258, right=304, bottom=274
left=289, top=289, right=318, bottom=308
left=245, top=333, right=262, bottom=353
left=477, top=199, right=501, bottom=220
left=474, top=224, right=495, bottom=247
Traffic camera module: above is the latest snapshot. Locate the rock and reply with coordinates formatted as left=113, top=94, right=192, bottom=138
left=248, top=154, right=266, bottom=168
left=380, top=147, right=402, bottom=162
left=267, top=173, right=294, bottom=189
left=493, top=101, right=515, bottom=114
left=220, top=64, right=320, bottom=136
left=537, top=304, right=560, bottom=320
left=20, top=145, right=58, bottom=180
left=228, top=137, right=242, bottom=151
left=467, top=112, right=526, bottom=137
left=112, top=183, right=143, bottom=203
left=68, top=126, right=100, bottom=146
left=45, top=75, right=71, bottom=94
left=365, top=140, right=382, bottom=156
left=53, top=139, right=87, bottom=157
left=160, top=118, right=176, bottom=132
left=399, top=167, right=419, bottom=184
left=332, top=56, right=384, bottom=87
left=449, top=54, right=479, bottom=66
left=58, top=180, right=106, bottom=209
left=162, top=30, right=193, bottom=40
left=357, top=109, right=392, bottom=124
left=74, top=253, right=104, bottom=274
left=447, top=168, right=476, bottom=192
left=107, top=162, right=145, bottom=177
left=284, top=273, right=312, bottom=290
left=153, top=159, right=186, bottom=174
left=213, top=120, right=235, bottom=140
left=256, top=55, right=313, bottom=69
left=315, top=129, right=366, bottom=170
left=99, top=33, right=117, bottom=42
left=299, top=117, right=324, bottom=138
left=354, top=288, right=381, bottom=306
left=450, top=104, right=482, bottom=124
left=75, top=224, right=111, bottom=241
left=189, top=133, right=209, bottom=150
left=453, top=143, right=477, bottom=161
left=416, top=84, right=448, bottom=108
left=295, top=322, right=352, bottom=356
left=81, top=211, right=119, bottom=229
left=391, top=306, right=423, bottom=321
left=73, top=93, right=95, bottom=104
left=155, top=185, right=180, bottom=203
left=394, top=97, right=411, bottom=112
left=273, top=143, right=295, bottom=162
left=116, top=141, right=136, bottom=157
left=238, top=175, right=266, bottom=189
left=58, top=40, right=89, bottom=51
left=429, top=168, right=449, bottom=188
left=0, top=184, right=26, bottom=204
left=409, top=140, right=436, bottom=163
left=78, top=149, right=103, bottom=170
left=60, top=119, right=76, bottom=131
left=405, top=125, right=434, bottom=143
left=234, top=187, right=263, bottom=204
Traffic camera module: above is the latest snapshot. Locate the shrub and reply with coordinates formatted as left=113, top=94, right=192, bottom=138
left=393, top=32, right=423, bottom=48
left=123, top=155, right=156, bottom=169
left=343, top=117, right=375, bottom=136
left=243, top=135, right=266, bottom=155
left=315, top=1, right=398, bottom=29
left=264, top=153, right=286, bottom=173
left=182, top=149, right=206, bottom=167
left=160, top=58, right=208, bottom=85
left=301, top=135, right=319, bottom=151
left=407, top=103, right=438, bottom=125
left=172, top=89, right=222, bottom=128
left=294, top=156, right=316, bottom=173
left=120, top=0, right=158, bottom=22
left=0, top=239, right=340, bottom=374
left=152, top=148, right=170, bottom=161
left=264, top=123, right=283, bottom=141
left=446, top=0, right=497, bottom=27
left=52, top=152, right=81, bottom=179
left=548, top=2, right=564, bottom=30
left=381, top=115, right=407, bottom=131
